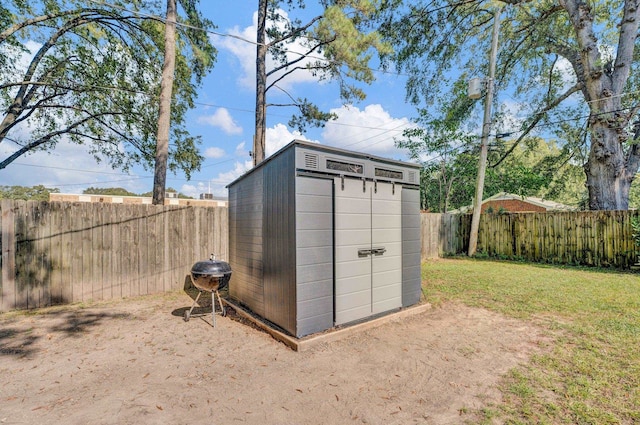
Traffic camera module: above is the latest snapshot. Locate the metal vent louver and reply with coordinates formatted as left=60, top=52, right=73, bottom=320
left=408, top=171, right=417, bottom=183
left=304, top=153, right=319, bottom=169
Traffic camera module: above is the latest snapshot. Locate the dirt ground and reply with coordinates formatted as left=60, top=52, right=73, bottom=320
left=0, top=290, right=548, bottom=425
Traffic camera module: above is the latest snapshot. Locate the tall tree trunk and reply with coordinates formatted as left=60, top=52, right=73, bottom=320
left=152, top=0, right=176, bottom=205
left=585, top=112, right=631, bottom=210
left=564, top=0, right=640, bottom=210
left=253, top=0, right=267, bottom=166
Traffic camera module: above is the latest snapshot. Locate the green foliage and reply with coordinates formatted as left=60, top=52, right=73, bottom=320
left=629, top=177, right=640, bottom=209
left=138, top=187, right=192, bottom=198
left=0, top=0, right=215, bottom=178
left=631, top=216, right=640, bottom=248
left=82, top=187, right=137, bottom=196
left=263, top=0, right=391, bottom=132
left=401, top=117, right=585, bottom=212
left=0, top=185, right=60, bottom=201
left=380, top=0, right=640, bottom=210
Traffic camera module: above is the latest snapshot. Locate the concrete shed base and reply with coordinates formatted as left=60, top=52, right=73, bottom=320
left=221, top=298, right=432, bottom=352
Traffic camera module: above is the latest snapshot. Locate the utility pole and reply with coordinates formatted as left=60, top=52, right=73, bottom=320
left=468, top=6, right=501, bottom=256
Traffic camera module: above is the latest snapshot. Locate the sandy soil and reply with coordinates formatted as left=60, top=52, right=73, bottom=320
left=0, top=291, right=548, bottom=425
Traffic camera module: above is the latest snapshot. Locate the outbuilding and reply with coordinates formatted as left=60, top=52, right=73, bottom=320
left=227, top=140, right=421, bottom=338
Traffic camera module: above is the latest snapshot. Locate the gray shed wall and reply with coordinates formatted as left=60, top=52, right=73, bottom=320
left=295, top=176, right=334, bottom=337
left=262, top=148, right=297, bottom=335
left=228, top=167, right=265, bottom=316
left=402, top=187, right=421, bottom=306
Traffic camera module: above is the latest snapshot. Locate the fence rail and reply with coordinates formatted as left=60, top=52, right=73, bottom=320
left=2, top=201, right=638, bottom=312
left=1, top=200, right=227, bottom=312
left=421, top=211, right=640, bottom=268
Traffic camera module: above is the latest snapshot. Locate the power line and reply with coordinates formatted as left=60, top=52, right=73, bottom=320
left=85, top=0, right=410, bottom=78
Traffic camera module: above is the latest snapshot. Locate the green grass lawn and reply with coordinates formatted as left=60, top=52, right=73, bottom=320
left=422, top=258, right=640, bottom=425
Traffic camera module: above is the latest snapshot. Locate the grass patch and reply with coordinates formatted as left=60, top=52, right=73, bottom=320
left=422, top=258, right=640, bottom=424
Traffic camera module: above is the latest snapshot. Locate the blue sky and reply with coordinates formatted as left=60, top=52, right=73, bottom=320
left=1, top=1, right=423, bottom=198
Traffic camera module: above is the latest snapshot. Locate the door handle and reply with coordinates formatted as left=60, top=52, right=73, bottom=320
left=358, top=247, right=386, bottom=257
left=371, top=247, right=386, bottom=256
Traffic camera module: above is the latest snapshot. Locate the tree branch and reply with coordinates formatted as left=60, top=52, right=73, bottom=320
left=492, top=83, right=581, bottom=168
left=612, top=0, right=640, bottom=93
left=266, top=15, right=323, bottom=47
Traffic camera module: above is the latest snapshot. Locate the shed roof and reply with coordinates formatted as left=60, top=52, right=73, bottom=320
left=227, top=139, right=420, bottom=188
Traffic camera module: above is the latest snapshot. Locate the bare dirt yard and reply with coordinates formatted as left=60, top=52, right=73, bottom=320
left=0, top=291, right=548, bottom=425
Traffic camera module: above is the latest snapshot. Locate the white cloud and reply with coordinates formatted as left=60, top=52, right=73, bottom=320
left=197, top=108, right=243, bottom=135
left=265, top=123, right=316, bottom=157
left=218, top=160, right=253, bottom=183
left=235, top=141, right=247, bottom=157
left=180, top=159, right=253, bottom=199
left=555, top=56, right=577, bottom=87
left=321, top=104, right=415, bottom=158
left=204, top=146, right=225, bottom=158
left=213, top=10, right=327, bottom=91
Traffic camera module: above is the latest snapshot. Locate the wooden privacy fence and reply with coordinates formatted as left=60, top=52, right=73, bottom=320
left=2, top=201, right=639, bottom=312
left=421, top=211, right=640, bottom=268
left=1, top=200, right=227, bottom=312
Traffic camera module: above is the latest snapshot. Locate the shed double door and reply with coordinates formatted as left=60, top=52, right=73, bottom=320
left=334, top=177, right=402, bottom=325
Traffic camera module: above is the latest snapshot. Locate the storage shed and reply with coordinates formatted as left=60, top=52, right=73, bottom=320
left=227, top=140, right=421, bottom=338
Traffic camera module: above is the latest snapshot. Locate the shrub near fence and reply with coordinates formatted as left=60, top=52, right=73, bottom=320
left=421, top=211, right=640, bottom=269
left=0, top=200, right=227, bottom=313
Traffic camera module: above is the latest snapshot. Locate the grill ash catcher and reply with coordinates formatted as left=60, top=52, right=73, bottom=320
left=184, top=254, right=232, bottom=326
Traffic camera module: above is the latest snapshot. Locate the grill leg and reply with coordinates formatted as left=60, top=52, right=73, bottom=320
left=184, top=290, right=203, bottom=322
left=215, top=290, right=226, bottom=317
left=211, top=291, right=216, bottom=327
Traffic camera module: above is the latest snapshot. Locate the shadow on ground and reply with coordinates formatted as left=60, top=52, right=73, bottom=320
left=0, top=310, right=132, bottom=358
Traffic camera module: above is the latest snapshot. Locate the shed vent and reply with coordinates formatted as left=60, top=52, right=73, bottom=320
left=375, top=167, right=403, bottom=180
left=304, top=153, right=319, bottom=169
left=326, top=159, right=363, bottom=174
left=408, top=171, right=417, bottom=183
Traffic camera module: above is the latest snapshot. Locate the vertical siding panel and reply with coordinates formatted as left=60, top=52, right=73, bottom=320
left=102, top=204, right=114, bottom=299
left=49, top=202, right=63, bottom=305
left=91, top=203, right=104, bottom=301
left=25, top=202, right=42, bottom=308
left=69, top=203, right=83, bottom=303
left=171, top=206, right=185, bottom=291
left=121, top=204, right=136, bottom=298
left=157, top=206, right=167, bottom=292
left=110, top=204, right=121, bottom=300
left=402, top=187, right=421, bottom=308
left=13, top=201, right=28, bottom=309
left=146, top=205, right=159, bottom=295
left=137, top=206, right=148, bottom=295
left=1, top=200, right=16, bottom=312
left=0, top=200, right=3, bottom=310
left=58, top=202, right=73, bottom=304
left=37, top=201, right=51, bottom=308
left=263, top=148, right=296, bottom=334
left=80, top=203, right=93, bottom=301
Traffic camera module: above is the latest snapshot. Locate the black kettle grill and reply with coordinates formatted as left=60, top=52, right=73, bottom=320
left=184, top=254, right=232, bottom=326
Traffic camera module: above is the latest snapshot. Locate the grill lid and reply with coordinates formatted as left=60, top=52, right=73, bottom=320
left=191, top=258, right=231, bottom=276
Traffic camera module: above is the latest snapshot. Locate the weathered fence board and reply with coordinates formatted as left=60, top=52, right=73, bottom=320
left=0, top=201, right=228, bottom=312
left=421, top=211, right=639, bottom=268
left=2, top=201, right=638, bottom=313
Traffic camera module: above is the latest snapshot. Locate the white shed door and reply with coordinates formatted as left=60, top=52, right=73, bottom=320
left=334, top=177, right=402, bottom=325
